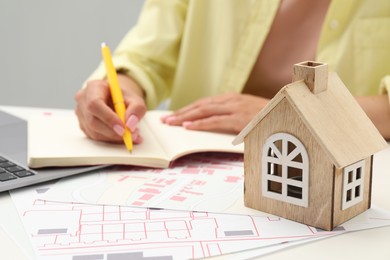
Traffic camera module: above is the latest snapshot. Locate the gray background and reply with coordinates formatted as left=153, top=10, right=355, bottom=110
left=0, top=0, right=144, bottom=109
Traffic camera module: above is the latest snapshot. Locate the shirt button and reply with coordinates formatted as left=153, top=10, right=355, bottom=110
left=329, top=19, right=339, bottom=29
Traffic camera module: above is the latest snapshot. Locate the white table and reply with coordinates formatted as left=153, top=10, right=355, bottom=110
left=1, top=106, right=389, bottom=259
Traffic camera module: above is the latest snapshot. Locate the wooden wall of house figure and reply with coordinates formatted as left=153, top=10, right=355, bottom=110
left=233, top=61, right=388, bottom=231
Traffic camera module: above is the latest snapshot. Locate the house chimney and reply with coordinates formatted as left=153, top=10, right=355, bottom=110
left=292, top=61, right=328, bottom=94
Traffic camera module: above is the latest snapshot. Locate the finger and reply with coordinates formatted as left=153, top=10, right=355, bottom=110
left=83, top=80, right=112, bottom=105
left=86, top=81, right=147, bottom=142
left=182, top=115, right=243, bottom=134
left=75, top=91, right=106, bottom=140
left=161, top=93, right=238, bottom=124
left=77, top=81, right=126, bottom=141
left=124, top=97, right=147, bottom=132
left=131, top=128, right=143, bottom=144
left=134, top=134, right=143, bottom=144
left=161, top=96, right=216, bottom=123
left=164, top=103, right=232, bottom=126
left=84, top=112, right=124, bottom=142
left=85, top=84, right=127, bottom=134
left=173, top=96, right=221, bottom=114
left=75, top=80, right=145, bottom=144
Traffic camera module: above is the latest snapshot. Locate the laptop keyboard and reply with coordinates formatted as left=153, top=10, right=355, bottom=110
left=0, top=155, right=35, bottom=182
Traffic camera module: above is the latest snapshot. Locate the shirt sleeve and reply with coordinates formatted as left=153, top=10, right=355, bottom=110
left=380, top=75, right=390, bottom=102
left=86, top=0, right=188, bottom=109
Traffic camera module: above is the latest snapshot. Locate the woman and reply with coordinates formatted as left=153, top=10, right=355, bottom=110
left=75, top=0, right=390, bottom=144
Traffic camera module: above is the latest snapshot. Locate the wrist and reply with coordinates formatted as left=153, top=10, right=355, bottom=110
left=117, top=72, right=146, bottom=100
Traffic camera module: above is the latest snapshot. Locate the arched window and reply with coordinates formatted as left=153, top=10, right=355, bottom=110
left=262, top=133, right=309, bottom=207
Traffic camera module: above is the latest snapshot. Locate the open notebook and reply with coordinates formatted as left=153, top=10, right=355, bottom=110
left=28, top=110, right=244, bottom=168
left=0, top=109, right=104, bottom=192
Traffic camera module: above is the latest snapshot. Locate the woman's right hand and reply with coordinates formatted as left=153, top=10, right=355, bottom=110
left=74, top=74, right=147, bottom=144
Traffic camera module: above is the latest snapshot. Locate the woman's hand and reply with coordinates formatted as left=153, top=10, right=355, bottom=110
left=75, top=74, right=146, bottom=144
left=161, top=93, right=270, bottom=134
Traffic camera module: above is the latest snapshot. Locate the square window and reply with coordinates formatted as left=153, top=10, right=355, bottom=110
left=342, top=160, right=365, bottom=210
left=355, top=186, right=361, bottom=198
left=348, top=171, right=353, bottom=183
left=268, top=162, right=282, bottom=177
left=268, top=181, right=282, bottom=194
left=346, top=189, right=352, bottom=202
left=287, top=185, right=302, bottom=199
left=287, top=167, right=302, bottom=180
left=356, top=168, right=362, bottom=180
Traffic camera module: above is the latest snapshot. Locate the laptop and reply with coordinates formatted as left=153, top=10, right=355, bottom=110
left=0, top=110, right=105, bottom=192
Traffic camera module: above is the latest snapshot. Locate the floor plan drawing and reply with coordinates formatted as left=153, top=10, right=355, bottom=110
left=9, top=152, right=390, bottom=259
left=11, top=184, right=341, bottom=260
left=41, top=153, right=261, bottom=215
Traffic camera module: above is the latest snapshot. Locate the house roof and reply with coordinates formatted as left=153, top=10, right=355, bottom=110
left=233, top=72, right=388, bottom=168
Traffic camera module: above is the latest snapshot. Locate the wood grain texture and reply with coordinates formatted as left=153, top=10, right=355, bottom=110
left=235, top=71, right=387, bottom=169
left=244, top=98, right=335, bottom=230
left=332, top=157, right=372, bottom=227
left=238, top=63, right=387, bottom=230
left=284, top=73, right=387, bottom=168
left=292, top=61, right=328, bottom=94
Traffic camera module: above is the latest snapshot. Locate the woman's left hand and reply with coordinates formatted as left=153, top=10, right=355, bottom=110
left=161, top=93, right=270, bottom=134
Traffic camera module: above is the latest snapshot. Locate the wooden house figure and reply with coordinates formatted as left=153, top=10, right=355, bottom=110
left=233, top=61, right=388, bottom=230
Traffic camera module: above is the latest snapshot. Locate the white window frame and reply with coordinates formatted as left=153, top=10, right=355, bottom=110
left=262, top=133, right=309, bottom=207
left=342, top=160, right=365, bottom=210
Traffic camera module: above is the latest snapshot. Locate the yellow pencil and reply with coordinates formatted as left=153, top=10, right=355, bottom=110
left=101, top=42, right=133, bottom=152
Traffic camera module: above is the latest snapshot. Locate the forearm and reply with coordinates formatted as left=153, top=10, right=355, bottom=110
left=356, top=95, right=390, bottom=140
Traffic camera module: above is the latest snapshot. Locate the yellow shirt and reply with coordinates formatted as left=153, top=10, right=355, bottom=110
left=88, top=0, right=390, bottom=109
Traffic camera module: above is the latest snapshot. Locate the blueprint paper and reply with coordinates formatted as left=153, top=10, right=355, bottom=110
left=41, top=153, right=262, bottom=215
left=40, top=152, right=390, bottom=232
left=10, top=184, right=390, bottom=260
left=10, top=184, right=338, bottom=260
left=9, top=153, right=390, bottom=259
